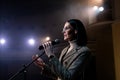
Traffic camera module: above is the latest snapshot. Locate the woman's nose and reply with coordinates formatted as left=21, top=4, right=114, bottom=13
left=62, top=28, right=67, bottom=33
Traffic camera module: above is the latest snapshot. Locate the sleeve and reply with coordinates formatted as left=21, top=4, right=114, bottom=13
left=48, top=51, right=91, bottom=80
left=41, top=62, right=58, bottom=80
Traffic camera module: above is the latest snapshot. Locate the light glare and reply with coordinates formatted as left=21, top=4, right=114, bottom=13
left=0, top=38, right=6, bottom=45
left=28, top=38, right=35, bottom=45
left=45, top=37, right=50, bottom=41
left=93, top=6, right=98, bottom=10
left=99, top=7, right=104, bottom=11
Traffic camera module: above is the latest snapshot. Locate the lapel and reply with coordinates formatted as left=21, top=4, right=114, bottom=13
left=60, top=46, right=81, bottom=68
left=59, top=46, right=89, bottom=69
left=64, top=46, right=89, bottom=69
left=64, top=46, right=82, bottom=68
left=59, top=46, right=69, bottom=62
left=62, top=49, right=77, bottom=61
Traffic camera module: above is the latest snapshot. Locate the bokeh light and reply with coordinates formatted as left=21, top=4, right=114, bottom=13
left=93, top=6, right=98, bottom=10
left=45, top=36, right=50, bottom=41
left=99, top=6, right=104, bottom=12
left=28, top=38, right=35, bottom=46
left=0, top=38, right=6, bottom=45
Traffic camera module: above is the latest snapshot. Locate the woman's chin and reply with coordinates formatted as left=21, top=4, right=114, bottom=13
left=64, top=38, right=70, bottom=41
left=64, top=38, right=67, bottom=41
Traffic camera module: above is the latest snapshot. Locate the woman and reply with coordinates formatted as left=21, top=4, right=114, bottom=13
left=32, top=19, right=95, bottom=80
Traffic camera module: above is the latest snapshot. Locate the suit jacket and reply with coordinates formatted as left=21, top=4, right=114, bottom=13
left=42, top=46, right=95, bottom=80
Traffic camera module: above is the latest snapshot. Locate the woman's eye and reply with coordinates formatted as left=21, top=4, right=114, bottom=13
left=65, top=27, right=70, bottom=30
left=63, top=28, right=68, bottom=31
left=62, top=26, right=71, bottom=32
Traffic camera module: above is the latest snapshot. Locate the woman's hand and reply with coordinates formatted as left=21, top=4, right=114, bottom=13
left=42, top=41, right=54, bottom=57
left=32, top=54, right=45, bottom=69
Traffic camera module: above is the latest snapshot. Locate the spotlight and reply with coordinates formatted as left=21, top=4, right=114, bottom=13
left=99, top=7, right=104, bottom=12
left=28, top=38, right=35, bottom=46
left=45, top=37, right=50, bottom=41
left=0, top=38, right=6, bottom=45
left=93, top=6, right=98, bottom=10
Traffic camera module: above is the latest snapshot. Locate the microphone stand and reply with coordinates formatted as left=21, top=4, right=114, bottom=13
left=8, top=51, right=45, bottom=80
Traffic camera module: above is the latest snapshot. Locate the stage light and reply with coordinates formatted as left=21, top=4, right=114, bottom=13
left=99, top=7, right=104, bottom=12
left=93, top=6, right=98, bottom=10
left=28, top=38, right=35, bottom=46
left=45, top=37, right=50, bottom=41
left=0, top=38, right=6, bottom=45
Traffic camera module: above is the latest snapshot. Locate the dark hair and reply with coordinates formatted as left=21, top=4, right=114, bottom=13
left=67, top=19, right=87, bottom=46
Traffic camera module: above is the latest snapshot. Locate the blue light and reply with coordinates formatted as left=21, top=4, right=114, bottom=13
left=0, top=38, right=6, bottom=45
left=28, top=38, right=35, bottom=46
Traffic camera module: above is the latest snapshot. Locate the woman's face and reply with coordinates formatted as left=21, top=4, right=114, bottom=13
left=62, top=22, right=77, bottom=41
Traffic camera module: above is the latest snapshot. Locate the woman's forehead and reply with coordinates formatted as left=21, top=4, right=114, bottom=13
left=64, top=22, right=73, bottom=28
left=64, top=22, right=70, bottom=26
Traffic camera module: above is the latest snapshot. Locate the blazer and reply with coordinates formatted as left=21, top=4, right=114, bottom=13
left=42, top=46, right=95, bottom=80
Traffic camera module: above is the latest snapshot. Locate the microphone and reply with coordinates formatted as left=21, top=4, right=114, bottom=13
left=38, top=39, right=60, bottom=50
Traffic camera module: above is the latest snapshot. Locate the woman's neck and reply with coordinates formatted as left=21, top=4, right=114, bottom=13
left=66, top=40, right=78, bottom=54
left=69, top=40, right=78, bottom=49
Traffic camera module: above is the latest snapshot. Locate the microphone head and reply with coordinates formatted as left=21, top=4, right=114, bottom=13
left=51, top=39, right=60, bottom=45
left=54, top=39, right=60, bottom=44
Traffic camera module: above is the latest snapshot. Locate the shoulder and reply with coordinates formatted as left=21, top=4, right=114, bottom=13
left=77, top=46, right=90, bottom=53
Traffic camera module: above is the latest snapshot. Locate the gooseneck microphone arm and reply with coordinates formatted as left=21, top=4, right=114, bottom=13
left=8, top=51, right=45, bottom=80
